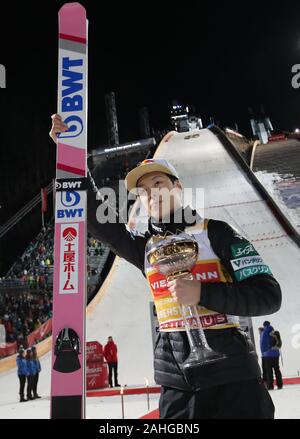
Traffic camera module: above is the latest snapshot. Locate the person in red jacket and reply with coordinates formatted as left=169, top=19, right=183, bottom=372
left=104, top=336, right=120, bottom=388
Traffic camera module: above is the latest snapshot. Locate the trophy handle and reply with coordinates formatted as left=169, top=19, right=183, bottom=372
left=167, top=272, right=210, bottom=350
left=167, top=272, right=226, bottom=367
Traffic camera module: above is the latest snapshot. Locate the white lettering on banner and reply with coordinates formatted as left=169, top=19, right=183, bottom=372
left=231, top=255, right=264, bottom=271
left=234, top=244, right=256, bottom=257
left=194, top=271, right=219, bottom=281
left=59, top=224, right=79, bottom=294
left=150, top=279, right=168, bottom=290
left=234, top=264, right=272, bottom=281
left=157, top=307, right=180, bottom=319
left=160, top=313, right=229, bottom=330
left=64, top=181, right=81, bottom=189
left=87, top=367, right=101, bottom=374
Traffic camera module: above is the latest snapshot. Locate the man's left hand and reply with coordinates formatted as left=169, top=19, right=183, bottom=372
left=167, top=276, right=201, bottom=306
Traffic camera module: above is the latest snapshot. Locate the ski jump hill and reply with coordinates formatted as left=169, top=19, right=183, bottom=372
left=1, top=126, right=300, bottom=398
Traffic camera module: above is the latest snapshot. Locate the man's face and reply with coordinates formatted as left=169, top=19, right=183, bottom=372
left=136, top=171, right=182, bottom=221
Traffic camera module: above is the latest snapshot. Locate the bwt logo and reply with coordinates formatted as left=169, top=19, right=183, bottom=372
left=57, top=191, right=84, bottom=219
left=0, top=64, right=6, bottom=88
left=60, top=191, right=81, bottom=208
left=58, top=57, right=84, bottom=138
left=57, top=208, right=84, bottom=219
left=56, top=181, right=83, bottom=190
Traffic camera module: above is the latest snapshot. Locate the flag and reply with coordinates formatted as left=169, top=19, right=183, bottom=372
left=41, top=187, right=47, bottom=213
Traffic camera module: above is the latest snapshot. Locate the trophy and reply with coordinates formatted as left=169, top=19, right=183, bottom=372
left=146, top=233, right=226, bottom=370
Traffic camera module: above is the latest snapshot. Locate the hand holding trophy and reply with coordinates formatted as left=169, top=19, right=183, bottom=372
left=146, top=233, right=226, bottom=371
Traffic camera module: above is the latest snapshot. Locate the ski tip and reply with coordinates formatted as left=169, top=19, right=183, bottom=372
left=59, top=2, right=87, bottom=41
left=59, top=2, right=86, bottom=12
left=59, top=2, right=87, bottom=19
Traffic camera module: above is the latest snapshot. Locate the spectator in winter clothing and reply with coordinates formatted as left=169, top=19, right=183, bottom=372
left=31, top=346, right=41, bottom=399
left=258, top=327, right=267, bottom=383
left=261, top=321, right=283, bottom=390
left=104, top=337, right=120, bottom=388
left=16, top=347, right=28, bottom=402
left=25, top=348, right=35, bottom=400
left=16, top=332, right=26, bottom=350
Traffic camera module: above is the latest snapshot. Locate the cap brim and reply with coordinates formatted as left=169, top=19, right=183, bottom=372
left=125, top=163, right=176, bottom=193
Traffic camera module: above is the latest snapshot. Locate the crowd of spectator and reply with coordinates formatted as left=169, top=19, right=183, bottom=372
left=0, top=290, right=52, bottom=346
left=1, top=222, right=54, bottom=289
left=0, top=224, right=106, bottom=288
left=87, top=236, right=104, bottom=258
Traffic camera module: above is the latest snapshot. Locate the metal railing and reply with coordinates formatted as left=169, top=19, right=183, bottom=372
left=0, top=180, right=54, bottom=239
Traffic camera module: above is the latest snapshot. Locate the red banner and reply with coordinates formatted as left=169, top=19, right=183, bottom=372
left=268, top=134, right=286, bottom=142
left=27, top=319, right=52, bottom=347
left=86, top=341, right=108, bottom=390
left=41, top=187, right=47, bottom=213
left=86, top=341, right=103, bottom=362
left=0, top=342, right=17, bottom=358
left=86, top=361, right=108, bottom=390
left=0, top=319, right=52, bottom=359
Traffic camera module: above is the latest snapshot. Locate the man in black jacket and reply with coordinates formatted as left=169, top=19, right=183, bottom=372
left=50, top=117, right=281, bottom=419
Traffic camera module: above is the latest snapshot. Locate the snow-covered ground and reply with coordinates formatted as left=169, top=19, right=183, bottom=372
left=0, top=369, right=299, bottom=419
left=270, top=385, right=300, bottom=419
left=0, top=351, right=299, bottom=419
left=0, top=392, right=160, bottom=420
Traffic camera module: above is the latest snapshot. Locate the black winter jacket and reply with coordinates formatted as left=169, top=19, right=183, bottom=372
left=86, top=170, right=282, bottom=391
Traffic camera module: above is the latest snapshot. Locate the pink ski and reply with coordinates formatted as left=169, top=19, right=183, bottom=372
left=50, top=2, right=88, bottom=419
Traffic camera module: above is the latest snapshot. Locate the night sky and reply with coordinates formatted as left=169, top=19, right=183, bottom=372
left=1, top=1, right=300, bottom=215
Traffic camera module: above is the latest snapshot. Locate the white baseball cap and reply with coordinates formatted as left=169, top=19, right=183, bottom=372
left=125, top=158, right=180, bottom=193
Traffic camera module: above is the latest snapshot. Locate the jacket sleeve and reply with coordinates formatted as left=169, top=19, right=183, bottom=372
left=16, top=357, right=20, bottom=374
left=261, top=328, right=271, bottom=354
left=86, top=169, right=146, bottom=272
left=103, top=345, right=108, bottom=361
left=199, top=219, right=282, bottom=317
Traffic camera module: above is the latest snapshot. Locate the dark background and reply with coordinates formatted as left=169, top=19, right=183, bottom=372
left=1, top=0, right=300, bottom=272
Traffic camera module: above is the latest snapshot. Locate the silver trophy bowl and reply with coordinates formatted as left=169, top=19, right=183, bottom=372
left=146, top=234, right=199, bottom=280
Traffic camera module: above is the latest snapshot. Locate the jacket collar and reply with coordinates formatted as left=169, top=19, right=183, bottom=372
left=148, top=205, right=200, bottom=236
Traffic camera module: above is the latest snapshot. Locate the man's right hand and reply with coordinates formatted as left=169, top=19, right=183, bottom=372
left=49, top=114, right=69, bottom=143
